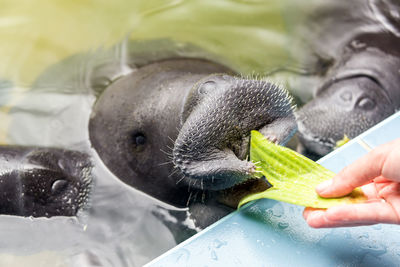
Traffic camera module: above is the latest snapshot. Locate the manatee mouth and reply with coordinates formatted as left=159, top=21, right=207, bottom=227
left=296, top=120, right=336, bottom=157
left=228, top=134, right=251, bottom=161
left=217, top=176, right=273, bottom=208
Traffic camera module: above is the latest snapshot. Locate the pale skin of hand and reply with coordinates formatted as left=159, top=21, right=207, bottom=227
left=303, top=138, right=400, bottom=228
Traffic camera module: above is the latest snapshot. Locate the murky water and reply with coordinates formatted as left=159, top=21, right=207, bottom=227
left=0, top=1, right=304, bottom=265
left=0, top=0, right=399, bottom=266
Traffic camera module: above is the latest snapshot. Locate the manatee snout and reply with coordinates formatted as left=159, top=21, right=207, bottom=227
left=173, top=74, right=297, bottom=191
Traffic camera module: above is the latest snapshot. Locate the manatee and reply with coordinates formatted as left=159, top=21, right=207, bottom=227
left=89, top=57, right=296, bottom=216
left=284, top=0, right=400, bottom=158
left=296, top=31, right=400, bottom=157
left=0, top=146, right=92, bottom=217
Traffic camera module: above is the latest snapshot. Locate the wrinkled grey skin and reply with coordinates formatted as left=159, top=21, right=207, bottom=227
left=0, top=146, right=92, bottom=217
left=89, top=58, right=296, bottom=218
left=297, top=32, right=400, bottom=158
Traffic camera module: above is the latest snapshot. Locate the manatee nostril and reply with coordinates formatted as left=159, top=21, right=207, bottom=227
left=357, top=97, right=376, bottom=110
left=132, top=132, right=146, bottom=146
left=51, top=179, right=69, bottom=194
left=198, top=81, right=216, bottom=94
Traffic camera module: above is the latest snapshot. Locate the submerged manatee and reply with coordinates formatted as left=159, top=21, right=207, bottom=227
left=89, top=57, right=296, bottom=214
left=297, top=31, right=400, bottom=157
left=290, top=0, right=400, bottom=158
left=297, top=33, right=400, bottom=158
left=0, top=147, right=92, bottom=217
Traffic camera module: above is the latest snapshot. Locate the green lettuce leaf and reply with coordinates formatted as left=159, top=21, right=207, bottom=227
left=238, top=131, right=367, bottom=209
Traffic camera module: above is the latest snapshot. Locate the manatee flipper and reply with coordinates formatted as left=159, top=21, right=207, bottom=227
left=0, top=146, right=92, bottom=217
left=173, top=74, right=296, bottom=190
left=258, top=116, right=298, bottom=145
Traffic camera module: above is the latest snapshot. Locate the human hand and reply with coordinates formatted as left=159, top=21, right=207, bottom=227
left=303, top=138, right=400, bottom=228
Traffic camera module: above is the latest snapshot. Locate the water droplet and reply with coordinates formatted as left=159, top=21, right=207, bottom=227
left=372, top=225, right=382, bottom=230
left=213, top=239, right=227, bottom=248
left=278, top=222, right=289, bottom=229
left=51, top=179, right=68, bottom=194
left=344, top=230, right=351, bottom=239
left=210, top=250, right=218, bottom=261
left=272, top=203, right=284, bottom=217
left=175, top=249, right=190, bottom=264
left=359, top=233, right=369, bottom=239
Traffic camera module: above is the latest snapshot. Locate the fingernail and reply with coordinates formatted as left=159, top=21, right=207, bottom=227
left=316, top=179, right=333, bottom=195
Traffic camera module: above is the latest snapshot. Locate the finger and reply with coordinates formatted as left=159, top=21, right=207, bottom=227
left=385, top=194, right=400, bottom=220
left=303, top=207, right=321, bottom=220
left=377, top=183, right=400, bottom=199
left=360, top=182, right=379, bottom=200
left=373, top=176, right=392, bottom=183
left=305, top=202, right=400, bottom=228
left=382, top=146, right=400, bottom=182
left=317, top=141, right=395, bottom=198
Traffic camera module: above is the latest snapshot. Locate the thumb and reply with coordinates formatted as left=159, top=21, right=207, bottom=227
left=316, top=140, right=396, bottom=198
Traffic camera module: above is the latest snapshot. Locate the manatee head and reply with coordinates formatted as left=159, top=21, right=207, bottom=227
left=89, top=59, right=297, bottom=206
left=296, top=75, right=394, bottom=157
left=89, top=59, right=234, bottom=206
left=297, top=32, right=400, bottom=158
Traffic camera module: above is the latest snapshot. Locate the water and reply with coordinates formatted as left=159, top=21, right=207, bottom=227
left=0, top=1, right=303, bottom=265
left=0, top=0, right=399, bottom=266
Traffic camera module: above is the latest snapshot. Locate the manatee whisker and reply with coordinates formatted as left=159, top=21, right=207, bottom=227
left=160, top=148, right=173, bottom=157
left=167, top=136, right=175, bottom=143
left=168, top=168, right=180, bottom=178
left=186, top=191, right=193, bottom=206
left=201, top=191, right=206, bottom=203
left=176, top=175, right=186, bottom=185
left=158, top=160, right=173, bottom=166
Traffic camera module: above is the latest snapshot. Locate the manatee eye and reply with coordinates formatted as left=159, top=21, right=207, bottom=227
left=198, top=81, right=216, bottom=94
left=357, top=97, right=375, bottom=110
left=132, top=132, right=146, bottom=146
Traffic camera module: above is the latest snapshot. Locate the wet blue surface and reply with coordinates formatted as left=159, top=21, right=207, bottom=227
left=147, top=111, right=400, bottom=267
